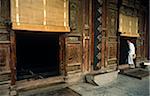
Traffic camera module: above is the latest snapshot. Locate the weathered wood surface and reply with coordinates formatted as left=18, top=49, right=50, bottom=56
left=0, top=36, right=11, bottom=85
left=0, top=83, right=10, bottom=96
left=65, top=0, right=82, bottom=75
left=119, top=0, right=149, bottom=64
left=16, top=76, right=65, bottom=91
left=82, top=0, right=91, bottom=72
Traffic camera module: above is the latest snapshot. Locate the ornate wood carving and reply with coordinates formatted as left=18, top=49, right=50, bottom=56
left=69, top=0, right=79, bottom=33
left=0, top=33, right=9, bottom=41
left=107, top=9, right=117, bottom=36
left=66, top=65, right=80, bottom=72
left=136, top=11, right=145, bottom=59
left=0, top=45, right=10, bottom=72
left=66, top=43, right=82, bottom=65
left=106, top=1, right=118, bottom=67
left=0, top=48, right=6, bottom=66
left=0, top=0, right=10, bottom=28
left=66, top=43, right=82, bottom=73
left=82, top=0, right=91, bottom=72
left=108, top=43, right=117, bottom=59
left=83, top=39, right=90, bottom=71
left=65, top=0, right=82, bottom=74
left=93, top=0, right=103, bottom=70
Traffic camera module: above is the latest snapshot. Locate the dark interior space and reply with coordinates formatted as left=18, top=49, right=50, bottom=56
left=119, top=37, right=137, bottom=65
left=119, top=37, right=129, bottom=64
left=16, top=32, right=60, bottom=80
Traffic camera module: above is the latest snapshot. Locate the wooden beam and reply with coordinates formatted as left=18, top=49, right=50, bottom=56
left=12, top=23, right=70, bottom=32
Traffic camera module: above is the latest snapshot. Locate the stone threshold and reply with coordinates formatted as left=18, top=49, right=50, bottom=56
left=85, top=71, right=118, bottom=86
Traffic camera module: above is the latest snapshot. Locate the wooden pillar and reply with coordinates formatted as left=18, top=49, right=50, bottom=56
left=145, top=11, right=149, bottom=60
left=91, top=0, right=94, bottom=71
left=116, top=0, right=122, bottom=68
left=10, top=30, right=16, bottom=85
left=82, top=0, right=90, bottom=72
left=59, top=34, right=66, bottom=76
left=102, top=0, right=108, bottom=67
left=89, top=0, right=92, bottom=71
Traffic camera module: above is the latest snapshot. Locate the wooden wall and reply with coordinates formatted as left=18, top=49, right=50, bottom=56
left=65, top=0, right=82, bottom=76
left=66, top=0, right=92, bottom=76
left=119, top=0, right=149, bottom=63
left=104, top=0, right=118, bottom=70
left=0, top=0, right=11, bottom=84
left=0, top=0, right=149, bottom=85
left=98, top=0, right=149, bottom=70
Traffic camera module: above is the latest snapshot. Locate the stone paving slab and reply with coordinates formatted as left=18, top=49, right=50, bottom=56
left=17, top=72, right=150, bottom=96
left=70, top=74, right=150, bottom=96
left=21, top=87, right=81, bottom=96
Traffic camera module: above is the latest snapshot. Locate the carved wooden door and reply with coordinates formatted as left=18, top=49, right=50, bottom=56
left=0, top=29, right=11, bottom=83
left=65, top=0, right=82, bottom=75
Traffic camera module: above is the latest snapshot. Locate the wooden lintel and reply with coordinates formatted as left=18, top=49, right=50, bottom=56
left=12, top=23, right=70, bottom=32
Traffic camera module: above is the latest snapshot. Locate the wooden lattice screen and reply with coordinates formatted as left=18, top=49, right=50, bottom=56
left=11, top=0, right=70, bottom=32
left=119, top=14, right=139, bottom=37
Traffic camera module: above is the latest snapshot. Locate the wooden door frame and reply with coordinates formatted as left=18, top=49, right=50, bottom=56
left=10, top=31, right=66, bottom=85
left=10, top=30, right=16, bottom=85
left=59, top=34, right=66, bottom=76
left=81, top=0, right=93, bottom=72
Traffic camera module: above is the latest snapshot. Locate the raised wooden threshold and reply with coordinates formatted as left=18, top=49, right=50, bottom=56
left=16, top=76, right=66, bottom=91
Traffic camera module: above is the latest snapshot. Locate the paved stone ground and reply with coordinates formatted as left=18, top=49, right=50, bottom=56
left=20, top=87, right=80, bottom=96
left=70, top=74, right=150, bottom=96
left=18, top=67, right=150, bottom=96
left=19, top=74, right=150, bottom=96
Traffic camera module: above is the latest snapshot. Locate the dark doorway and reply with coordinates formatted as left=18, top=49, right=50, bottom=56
left=16, top=32, right=60, bottom=80
left=119, top=37, right=129, bottom=64
left=119, top=37, right=137, bottom=65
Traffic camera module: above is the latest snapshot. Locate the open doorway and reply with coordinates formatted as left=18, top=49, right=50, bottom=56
left=16, top=31, right=60, bottom=80
left=119, top=37, right=137, bottom=65
left=119, top=37, right=129, bottom=65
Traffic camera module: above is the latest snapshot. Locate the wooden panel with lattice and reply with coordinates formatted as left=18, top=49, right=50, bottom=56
left=11, top=0, right=70, bottom=32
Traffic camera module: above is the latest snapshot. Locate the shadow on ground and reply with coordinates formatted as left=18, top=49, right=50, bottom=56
left=23, top=87, right=81, bottom=96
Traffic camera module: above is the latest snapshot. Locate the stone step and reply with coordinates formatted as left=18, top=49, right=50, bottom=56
left=85, top=71, right=118, bottom=86
left=118, top=64, right=129, bottom=70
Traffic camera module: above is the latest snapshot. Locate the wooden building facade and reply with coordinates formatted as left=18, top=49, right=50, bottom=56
left=0, top=0, right=149, bottom=90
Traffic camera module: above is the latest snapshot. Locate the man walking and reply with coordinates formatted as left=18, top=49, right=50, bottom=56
left=127, top=40, right=136, bottom=68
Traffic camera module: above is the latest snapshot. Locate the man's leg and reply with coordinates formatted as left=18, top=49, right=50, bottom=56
left=128, top=54, right=135, bottom=68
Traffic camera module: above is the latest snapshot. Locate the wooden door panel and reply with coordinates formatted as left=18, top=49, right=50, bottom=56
left=0, top=45, right=10, bottom=72
left=66, top=42, right=82, bottom=74
left=0, top=44, right=11, bottom=83
left=66, top=43, right=82, bottom=65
